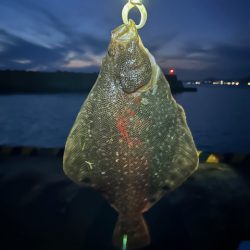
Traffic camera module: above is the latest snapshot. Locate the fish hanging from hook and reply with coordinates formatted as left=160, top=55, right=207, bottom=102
left=63, top=1, right=199, bottom=249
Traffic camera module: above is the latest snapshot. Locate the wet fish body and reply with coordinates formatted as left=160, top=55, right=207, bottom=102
left=63, top=20, right=198, bottom=249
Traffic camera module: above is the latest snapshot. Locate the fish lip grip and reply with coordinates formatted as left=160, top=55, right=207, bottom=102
left=122, top=0, right=147, bottom=30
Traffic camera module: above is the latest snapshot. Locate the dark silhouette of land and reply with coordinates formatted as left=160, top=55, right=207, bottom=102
left=0, top=70, right=97, bottom=93
left=165, top=73, right=197, bottom=93
left=0, top=70, right=196, bottom=94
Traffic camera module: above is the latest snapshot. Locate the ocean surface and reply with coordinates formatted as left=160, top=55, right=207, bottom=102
left=0, top=86, right=250, bottom=153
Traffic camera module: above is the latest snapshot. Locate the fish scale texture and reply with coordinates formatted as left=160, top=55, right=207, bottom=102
left=63, top=20, right=198, bottom=249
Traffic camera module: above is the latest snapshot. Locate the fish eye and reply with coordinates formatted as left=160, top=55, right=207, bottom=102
left=108, top=46, right=116, bottom=57
left=108, top=49, right=113, bottom=57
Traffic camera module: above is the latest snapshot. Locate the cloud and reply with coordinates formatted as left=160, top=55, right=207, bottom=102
left=63, top=59, right=93, bottom=69
left=0, top=28, right=106, bottom=72
left=0, top=44, right=6, bottom=53
left=156, top=40, right=250, bottom=79
left=0, top=0, right=109, bottom=71
left=62, top=52, right=103, bottom=69
left=0, top=1, right=68, bottom=49
left=67, top=33, right=108, bottom=55
left=12, top=59, right=32, bottom=65
left=0, top=30, right=63, bottom=70
left=0, top=0, right=249, bottom=79
left=206, top=42, right=250, bottom=79
left=146, top=32, right=179, bottom=54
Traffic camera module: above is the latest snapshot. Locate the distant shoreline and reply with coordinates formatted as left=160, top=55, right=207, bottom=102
left=0, top=70, right=196, bottom=94
left=0, top=70, right=97, bottom=94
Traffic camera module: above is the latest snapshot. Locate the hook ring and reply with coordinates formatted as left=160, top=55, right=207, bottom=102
left=122, top=1, right=147, bottom=30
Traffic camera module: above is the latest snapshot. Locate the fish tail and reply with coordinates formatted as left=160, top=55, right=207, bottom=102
left=113, top=214, right=150, bottom=250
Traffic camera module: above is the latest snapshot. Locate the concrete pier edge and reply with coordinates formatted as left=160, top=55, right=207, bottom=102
left=0, top=146, right=249, bottom=165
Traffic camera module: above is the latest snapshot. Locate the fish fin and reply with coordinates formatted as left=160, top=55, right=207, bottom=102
left=113, top=214, right=150, bottom=250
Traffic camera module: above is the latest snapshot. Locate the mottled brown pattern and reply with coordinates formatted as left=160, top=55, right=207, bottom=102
left=63, top=20, right=198, bottom=249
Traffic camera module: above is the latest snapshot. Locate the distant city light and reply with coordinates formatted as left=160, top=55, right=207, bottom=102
left=248, top=82, right=250, bottom=86
left=184, top=79, right=242, bottom=87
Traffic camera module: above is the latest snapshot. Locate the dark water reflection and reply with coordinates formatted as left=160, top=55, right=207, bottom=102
left=0, top=86, right=249, bottom=152
left=175, top=86, right=250, bottom=152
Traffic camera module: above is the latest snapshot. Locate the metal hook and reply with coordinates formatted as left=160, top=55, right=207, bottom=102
left=122, top=0, right=147, bottom=30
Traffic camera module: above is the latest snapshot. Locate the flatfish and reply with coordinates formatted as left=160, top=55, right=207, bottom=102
left=63, top=20, right=199, bottom=250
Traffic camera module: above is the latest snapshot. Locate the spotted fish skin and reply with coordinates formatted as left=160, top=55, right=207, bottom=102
left=63, top=20, right=199, bottom=250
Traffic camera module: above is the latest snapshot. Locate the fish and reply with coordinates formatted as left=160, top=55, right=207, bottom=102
left=63, top=20, right=199, bottom=250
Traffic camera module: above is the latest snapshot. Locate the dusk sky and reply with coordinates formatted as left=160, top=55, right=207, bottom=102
left=0, top=0, right=249, bottom=79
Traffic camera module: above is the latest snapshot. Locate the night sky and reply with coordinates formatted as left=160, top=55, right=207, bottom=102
left=0, top=0, right=249, bottom=80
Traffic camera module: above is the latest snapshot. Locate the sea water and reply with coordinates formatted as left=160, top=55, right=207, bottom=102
left=0, top=86, right=249, bottom=152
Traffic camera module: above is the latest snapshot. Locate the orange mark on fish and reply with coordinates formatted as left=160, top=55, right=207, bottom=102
left=129, top=110, right=136, bottom=116
left=117, top=118, right=130, bottom=141
left=116, top=109, right=140, bottom=147
left=126, top=108, right=136, bottom=117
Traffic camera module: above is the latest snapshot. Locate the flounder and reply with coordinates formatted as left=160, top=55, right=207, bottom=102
left=63, top=20, right=199, bottom=250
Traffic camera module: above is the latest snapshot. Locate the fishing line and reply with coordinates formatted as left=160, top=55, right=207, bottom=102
left=122, top=234, right=128, bottom=250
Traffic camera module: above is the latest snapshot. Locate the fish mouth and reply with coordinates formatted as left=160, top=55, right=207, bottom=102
left=108, top=20, right=158, bottom=94
left=111, top=19, right=138, bottom=44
